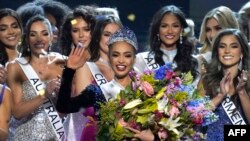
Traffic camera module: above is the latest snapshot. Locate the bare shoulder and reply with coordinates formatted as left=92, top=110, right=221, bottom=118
left=6, top=61, right=22, bottom=76
left=6, top=60, right=26, bottom=83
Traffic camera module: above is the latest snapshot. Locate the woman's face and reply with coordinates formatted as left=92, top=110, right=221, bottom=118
left=159, top=13, right=183, bottom=50
left=99, top=23, right=120, bottom=55
left=0, top=16, right=21, bottom=49
left=28, top=21, right=53, bottom=55
left=109, top=41, right=135, bottom=79
left=218, top=35, right=242, bottom=69
left=71, top=17, right=91, bottom=48
left=205, top=18, right=222, bottom=44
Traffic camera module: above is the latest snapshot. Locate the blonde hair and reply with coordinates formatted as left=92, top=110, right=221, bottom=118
left=238, top=1, right=250, bottom=41
left=199, top=6, right=239, bottom=53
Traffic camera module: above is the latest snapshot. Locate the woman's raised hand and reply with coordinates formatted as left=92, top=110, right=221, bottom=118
left=236, top=70, right=248, bottom=93
left=67, top=44, right=89, bottom=70
left=219, top=71, right=233, bottom=97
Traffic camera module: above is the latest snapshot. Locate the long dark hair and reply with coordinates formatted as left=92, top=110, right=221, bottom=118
left=0, top=8, right=22, bottom=66
left=60, top=8, right=95, bottom=56
left=149, top=5, right=198, bottom=79
left=88, top=15, right=122, bottom=62
left=204, top=29, right=250, bottom=99
left=35, top=0, right=71, bottom=29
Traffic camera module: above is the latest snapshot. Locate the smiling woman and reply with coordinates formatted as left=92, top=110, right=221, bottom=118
left=0, top=8, right=22, bottom=84
left=6, top=15, right=65, bottom=140
left=201, top=29, right=250, bottom=141
left=134, top=5, right=198, bottom=85
left=56, top=27, right=138, bottom=141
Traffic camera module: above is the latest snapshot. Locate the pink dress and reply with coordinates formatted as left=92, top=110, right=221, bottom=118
left=80, top=80, right=98, bottom=141
left=80, top=107, right=97, bottom=141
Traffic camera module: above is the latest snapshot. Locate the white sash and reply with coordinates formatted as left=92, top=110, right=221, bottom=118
left=222, top=96, right=246, bottom=125
left=16, top=58, right=67, bottom=141
left=141, top=52, right=160, bottom=70
left=86, top=62, right=108, bottom=86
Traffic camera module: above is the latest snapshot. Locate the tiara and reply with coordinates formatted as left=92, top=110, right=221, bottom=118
left=108, top=27, right=138, bottom=50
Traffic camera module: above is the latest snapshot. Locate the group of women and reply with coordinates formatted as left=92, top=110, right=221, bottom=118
left=0, top=1, right=250, bottom=141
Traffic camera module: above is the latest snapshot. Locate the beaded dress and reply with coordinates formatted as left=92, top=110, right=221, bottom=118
left=56, top=68, right=126, bottom=141
left=205, top=97, right=247, bottom=141
left=11, top=81, right=57, bottom=141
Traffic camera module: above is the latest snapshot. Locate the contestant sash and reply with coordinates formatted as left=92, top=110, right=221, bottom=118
left=87, top=62, right=110, bottom=101
left=141, top=52, right=160, bottom=70
left=222, top=96, right=246, bottom=125
left=16, top=58, right=67, bottom=141
left=86, top=62, right=108, bottom=86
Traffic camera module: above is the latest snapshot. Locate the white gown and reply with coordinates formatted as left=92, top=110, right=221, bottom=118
left=100, top=79, right=125, bottom=101
left=134, top=48, right=177, bottom=74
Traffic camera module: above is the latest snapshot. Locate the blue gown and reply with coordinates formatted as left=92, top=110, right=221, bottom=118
left=205, top=99, right=247, bottom=141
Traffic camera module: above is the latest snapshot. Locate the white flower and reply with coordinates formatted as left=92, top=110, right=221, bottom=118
left=157, top=97, right=168, bottom=112
left=159, top=117, right=182, bottom=136
left=123, top=99, right=142, bottom=110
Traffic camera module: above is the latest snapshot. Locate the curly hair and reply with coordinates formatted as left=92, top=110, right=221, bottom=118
left=149, top=5, right=198, bottom=79
left=16, top=2, right=44, bottom=29
left=35, top=0, right=71, bottom=29
left=60, top=8, right=96, bottom=56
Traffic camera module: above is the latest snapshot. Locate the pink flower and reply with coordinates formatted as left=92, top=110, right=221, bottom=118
left=191, top=113, right=203, bottom=125
left=154, top=110, right=164, bottom=121
left=120, top=98, right=126, bottom=106
left=174, top=77, right=182, bottom=86
left=166, top=70, right=176, bottom=80
left=169, top=106, right=180, bottom=117
left=166, top=82, right=178, bottom=94
left=158, top=127, right=168, bottom=140
left=129, top=120, right=141, bottom=130
left=141, top=81, right=154, bottom=97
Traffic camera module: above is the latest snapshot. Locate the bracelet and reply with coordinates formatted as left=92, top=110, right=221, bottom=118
left=38, top=89, right=46, bottom=99
left=209, top=101, right=216, bottom=111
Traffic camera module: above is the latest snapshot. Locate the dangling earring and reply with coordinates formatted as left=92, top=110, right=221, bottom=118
left=218, top=63, right=221, bottom=71
left=48, top=43, right=52, bottom=53
left=157, top=34, right=160, bottom=41
left=180, top=33, right=183, bottom=44
left=238, top=55, right=243, bottom=70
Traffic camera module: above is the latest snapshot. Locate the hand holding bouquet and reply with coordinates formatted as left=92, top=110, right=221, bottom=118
left=98, top=63, right=218, bottom=141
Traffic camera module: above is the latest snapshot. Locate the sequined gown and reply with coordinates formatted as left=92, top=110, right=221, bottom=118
left=10, top=81, right=58, bottom=141
left=56, top=68, right=108, bottom=141
left=205, top=100, right=247, bottom=141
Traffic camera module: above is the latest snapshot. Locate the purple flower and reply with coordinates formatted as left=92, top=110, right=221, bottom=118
left=129, top=70, right=137, bottom=80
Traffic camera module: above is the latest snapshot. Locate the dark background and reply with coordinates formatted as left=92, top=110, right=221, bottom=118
left=0, top=0, right=249, bottom=51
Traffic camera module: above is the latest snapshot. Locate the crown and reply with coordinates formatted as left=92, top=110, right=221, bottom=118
left=108, top=27, right=138, bottom=50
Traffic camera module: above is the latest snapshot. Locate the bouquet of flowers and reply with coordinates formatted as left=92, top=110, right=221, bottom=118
left=97, top=63, right=218, bottom=141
